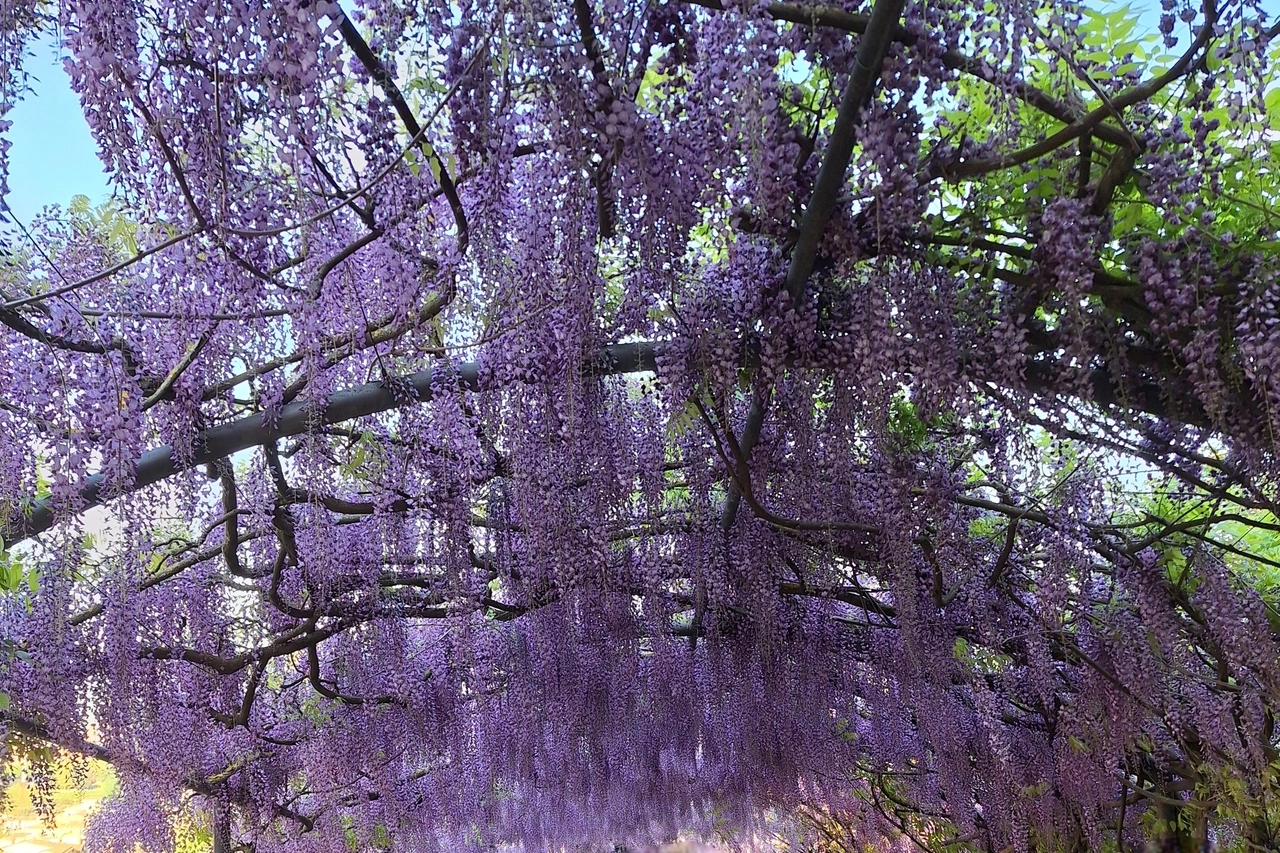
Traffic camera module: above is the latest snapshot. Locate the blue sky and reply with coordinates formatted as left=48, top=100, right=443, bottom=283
left=5, top=37, right=110, bottom=225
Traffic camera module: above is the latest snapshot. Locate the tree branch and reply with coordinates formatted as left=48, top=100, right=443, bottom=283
left=721, top=0, right=907, bottom=531
left=337, top=10, right=469, bottom=250
left=2, top=341, right=657, bottom=546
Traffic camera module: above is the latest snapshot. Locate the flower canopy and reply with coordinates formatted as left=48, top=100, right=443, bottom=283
left=1, top=1, right=1279, bottom=851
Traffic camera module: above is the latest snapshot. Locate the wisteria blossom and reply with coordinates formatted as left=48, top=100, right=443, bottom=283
left=0, top=1, right=1278, bottom=851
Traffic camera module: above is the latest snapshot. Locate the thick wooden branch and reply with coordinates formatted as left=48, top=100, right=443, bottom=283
left=721, top=0, right=908, bottom=531
left=338, top=10, right=469, bottom=250
left=572, top=0, right=624, bottom=239
left=681, top=0, right=1133, bottom=148
left=2, top=341, right=657, bottom=546
left=0, top=709, right=314, bottom=831
left=1, top=329, right=1208, bottom=551
left=0, top=305, right=138, bottom=363
left=939, top=0, right=1218, bottom=179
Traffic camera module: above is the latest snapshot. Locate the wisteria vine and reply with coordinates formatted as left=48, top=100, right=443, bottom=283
left=1, top=1, right=1279, bottom=851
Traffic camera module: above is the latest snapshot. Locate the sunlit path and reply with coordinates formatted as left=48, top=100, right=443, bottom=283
left=2, top=789, right=103, bottom=853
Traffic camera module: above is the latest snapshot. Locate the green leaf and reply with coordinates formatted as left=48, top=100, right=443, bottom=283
left=666, top=399, right=700, bottom=439
left=888, top=396, right=927, bottom=451
left=4, top=560, right=21, bottom=592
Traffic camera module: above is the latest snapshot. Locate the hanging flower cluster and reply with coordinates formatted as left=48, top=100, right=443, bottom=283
left=0, top=1, right=1279, bottom=852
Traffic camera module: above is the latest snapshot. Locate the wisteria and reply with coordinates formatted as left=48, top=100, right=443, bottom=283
left=0, top=0, right=1279, bottom=851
